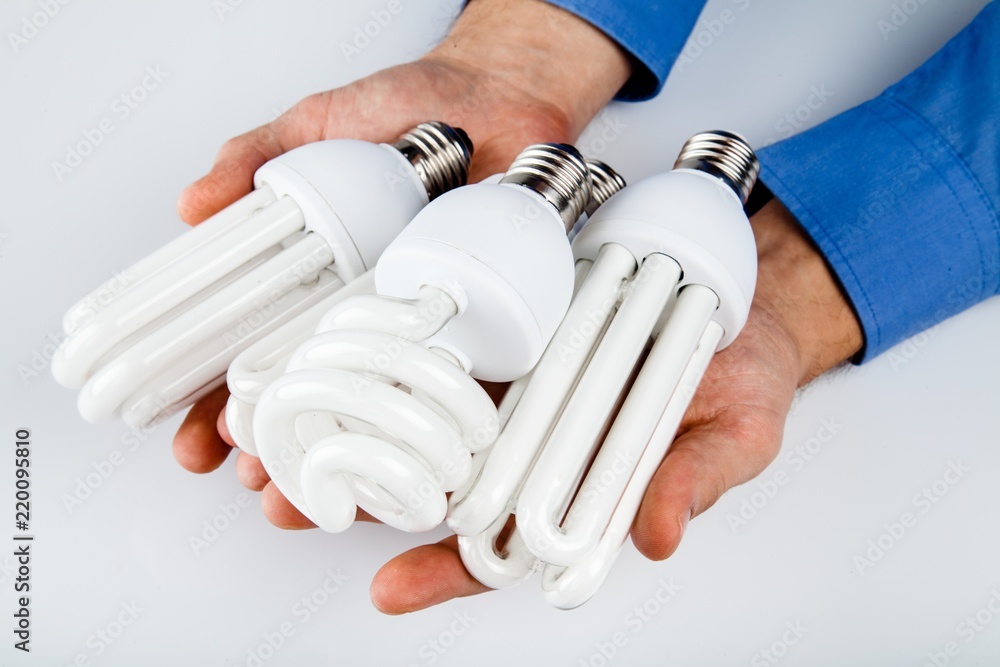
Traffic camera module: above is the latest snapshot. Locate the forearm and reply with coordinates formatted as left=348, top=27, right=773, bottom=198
left=751, top=199, right=863, bottom=385
left=426, top=0, right=632, bottom=137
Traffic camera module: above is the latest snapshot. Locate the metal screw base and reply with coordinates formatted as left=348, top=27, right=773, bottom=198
left=394, top=121, right=474, bottom=201
left=500, top=143, right=592, bottom=232
left=585, top=159, right=627, bottom=216
left=674, top=131, right=760, bottom=205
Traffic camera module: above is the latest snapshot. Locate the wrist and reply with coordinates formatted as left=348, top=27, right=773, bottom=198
left=424, top=0, right=631, bottom=138
left=751, top=199, right=864, bottom=385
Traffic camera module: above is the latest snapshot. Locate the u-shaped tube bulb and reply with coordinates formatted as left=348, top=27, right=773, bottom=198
left=454, top=131, right=761, bottom=608
left=51, top=122, right=473, bottom=427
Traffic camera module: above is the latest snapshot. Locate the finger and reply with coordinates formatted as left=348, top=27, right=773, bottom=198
left=236, top=451, right=270, bottom=491
left=631, top=409, right=784, bottom=561
left=172, top=384, right=233, bottom=473
left=370, top=535, right=490, bottom=614
left=176, top=94, right=333, bottom=225
left=261, top=481, right=316, bottom=529
left=260, top=481, right=379, bottom=528
left=215, top=403, right=235, bottom=447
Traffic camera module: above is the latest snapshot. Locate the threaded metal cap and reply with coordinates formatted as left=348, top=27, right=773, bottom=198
left=393, top=121, right=474, bottom=200
left=585, top=159, right=627, bottom=216
left=673, top=131, right=760, bottom=205
left=499, top=143, right=591, bottom=232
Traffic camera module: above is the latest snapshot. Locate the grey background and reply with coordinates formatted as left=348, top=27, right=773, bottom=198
left=1, top=0, right=998, bottom=665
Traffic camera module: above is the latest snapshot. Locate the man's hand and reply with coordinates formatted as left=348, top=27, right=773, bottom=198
left=172, top=0, right=631, bottom=476
left=172, top=0, right=866, bottom=615
left=365, top=198, right=865, bottom=613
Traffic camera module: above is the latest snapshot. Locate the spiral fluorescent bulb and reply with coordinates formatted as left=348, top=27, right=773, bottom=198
left=249, top=144, right=612, bottom=534
left=451, top=131, right=761, bottom=609
left=50, top=122, right=473, bottom=427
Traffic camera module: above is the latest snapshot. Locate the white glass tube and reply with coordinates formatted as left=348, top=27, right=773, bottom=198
left=544, top=284, right=719, bottom=565
left=61, top=185, right=277, bottom=333
left=458, top=513, right=539, bottom=590
left=225, top=271, right=376, bottom=454
left=447, top=243, right=637, bottom=536
left=54, top=194, right=304, bottom=389
left=121, top=266, right=346, bottom=427
left=76, top=231, right=333, bottom=423
left=515, top=253, right=681, bottom=565
left=251, top=287, right=498, bottom=533
left=541, top=319, right=724, bottom=609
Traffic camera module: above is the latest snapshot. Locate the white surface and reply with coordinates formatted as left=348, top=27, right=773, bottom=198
left=1, top=0, right=998, bottom=664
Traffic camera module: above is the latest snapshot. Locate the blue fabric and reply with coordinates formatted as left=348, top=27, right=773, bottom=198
left=542, top=0, right=707, bottom=100
left=758, top=2, right=1000, bottom=361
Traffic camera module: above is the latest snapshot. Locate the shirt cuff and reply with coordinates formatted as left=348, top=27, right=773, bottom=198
left=758, top=97, right=1000, bottom=362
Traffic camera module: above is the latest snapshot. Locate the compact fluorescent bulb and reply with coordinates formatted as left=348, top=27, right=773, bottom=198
left=51, top=122, right=473, bottom=427
left=451, top=131, right=760, bottom=609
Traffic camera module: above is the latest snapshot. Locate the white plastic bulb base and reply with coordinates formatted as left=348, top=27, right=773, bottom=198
left=375, top=183, right=575, bottom=381
left=572, top=167, right=756, bottom=349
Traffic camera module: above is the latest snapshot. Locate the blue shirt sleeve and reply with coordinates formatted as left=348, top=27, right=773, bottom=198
left=542, top=0, right=707, bottom=100
left=757, top=2, right=1000, bottom=362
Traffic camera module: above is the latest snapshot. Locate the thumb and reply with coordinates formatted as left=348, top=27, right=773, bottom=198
left=631, top=408, right=786, bottom=561
left=371, top=535, right=490, bottom=614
